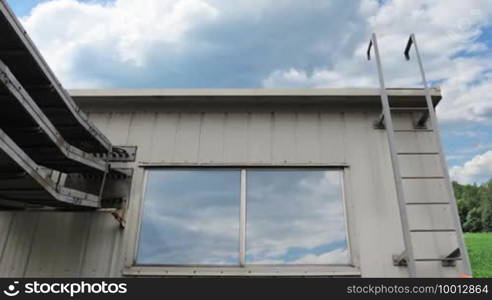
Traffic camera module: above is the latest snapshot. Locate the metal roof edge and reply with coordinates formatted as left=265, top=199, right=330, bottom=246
left=69, top=87, right=442, bottom=98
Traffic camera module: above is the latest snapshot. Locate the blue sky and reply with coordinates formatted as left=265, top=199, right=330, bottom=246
left=7, top=0, right=492, bottom=184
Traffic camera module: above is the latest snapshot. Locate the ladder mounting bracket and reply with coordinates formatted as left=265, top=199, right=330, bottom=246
left=442, top=248, right=461, bottom=267
left=413, top=112, right=429, bottom=129
left=373, top=111, right=386, bottom=129
left=111, top=209, right=126, bottom=230
left=393, top=251, right=408, bottom=267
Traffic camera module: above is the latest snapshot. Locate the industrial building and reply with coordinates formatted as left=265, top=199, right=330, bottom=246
left=0, top=0, right=470, bottom=277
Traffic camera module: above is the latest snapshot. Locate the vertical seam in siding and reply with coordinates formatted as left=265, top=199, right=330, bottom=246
left=78, top=215, right=93, bottom=277
left=147, top=112, right=159, bottom=160
left=316, top=112, right=322, bottom=163
left=108, top=225, right=120, bottom=277
left=171, top=113, right=181, bottom=162
left=341, top=112, right=347, bottom=163
left=294, top=112, right=299, bottom=161
left=196, top=112, right=205, bottom=163
left=0, top=212, right=15, bottom=264
left=125, top=112, right=135, bottom=146
left=246, top=112, right=251, bottom=162
left=220, top=112, right=226, bottom=162
left=270, top=112, right=275, bottom=163
left=22, top=213, right=41, bottom=277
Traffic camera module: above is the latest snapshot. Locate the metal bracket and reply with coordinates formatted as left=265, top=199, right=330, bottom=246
left=367, top=39, right=373, bottom=60
left=95, top=146, right=137, bottom=162
left=414, top=111, right=429, bottom=129
left=404, top=36, right=413, bottom=61
left=374, top=114, right=385, bottom=129
left=442, top=248, right=461, bottom=267
left=111, top=209, right=126, bottom=229
left=393, top=251, right=408, bottom=267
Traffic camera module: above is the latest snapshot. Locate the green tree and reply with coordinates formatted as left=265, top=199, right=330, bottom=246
left=454, top=179, right=492, bottom=232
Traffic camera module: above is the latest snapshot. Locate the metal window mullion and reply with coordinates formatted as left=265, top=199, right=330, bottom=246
left=239, top=169, right=247, bottom=266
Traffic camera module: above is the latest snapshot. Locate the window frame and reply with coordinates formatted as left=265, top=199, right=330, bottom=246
left=125, top=164, right=360, bottom=277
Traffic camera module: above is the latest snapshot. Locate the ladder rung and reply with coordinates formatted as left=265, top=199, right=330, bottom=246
left=398, top=152, right=439, bottom=155
left=390, top=107, right=429, bottom=111
left=410, top=229, right=456, bottom=233
left=394, top=129, right=433, bottom=132
left=401, top=176, right=445, bottom=179
left=406, top=202, right=451, bottom=205
left=415, top=258, right=462, bottom=262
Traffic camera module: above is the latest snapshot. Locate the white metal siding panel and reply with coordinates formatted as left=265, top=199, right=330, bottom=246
left=80, top=214, right=121, bottom=277
left=415, top=261, right=464, bottom=277
left=407, top=205, right=454, bottom=231
left=399, top=154, right=443, bottom=178
left=295, top=113, right=322, bottom=163
left=223, top=113, right=248, bottom=163
left=395, top=131, right=438, bottom=153
left=319, top=112, right=345, bottom=163
left=0, top=212, right=13, bottom=256
left=198, top=113, right=225, bottom=163
left=51, top=214, right=90, bottom=277
left=392, top=112, right=433, bottom=130
left=272, top=113, right=297, bottom=163
left=343, top=112, right=407, bottom=277
left=0, top=212, right=40, bottom=276
left=0, top=100, right=463, bottom=278
left=149, top=113, right=179, bottom=162
left=24, top=213, right=62, bottom=276
left=128, top=112, right=157, bottom=160
left=403, top=178, right=450, bottom=204
left=412, top=231, right=459, bottom=260
left=86, top=112, right=111, bottom=136
left=24, top=213, right=89, bottom=277
left=247, top=113, right=272, bottom=163
left=174, top=113, right=202, bottom=163
left=104, top=112, right=132, bottom=146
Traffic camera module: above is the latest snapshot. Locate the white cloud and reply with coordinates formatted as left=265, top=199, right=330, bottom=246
left=21, top=0, right=218, bottom=87
left=19, top=0, right=371, bottom=88
left=15, top=0, right=492, bottom=123
left=450, top=150, right=492, bottom=184
left=263, top=0, right=492, bottom=124
left=293, top=248, right=349, bottom=265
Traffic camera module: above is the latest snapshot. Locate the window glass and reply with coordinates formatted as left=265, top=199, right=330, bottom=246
left=246, top=169, right=349, bottom=265
left=137, top=169, right=241, bottom=265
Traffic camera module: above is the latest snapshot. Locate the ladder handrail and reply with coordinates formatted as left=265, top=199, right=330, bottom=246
left=403, top=33, right=473, bottom=276
left=367, top=33, right=417, bottom=277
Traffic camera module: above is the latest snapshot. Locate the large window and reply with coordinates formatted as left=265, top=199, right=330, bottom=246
left=137, top=169, right=241, bottom=265
left=137, top=168, right=350, bottom=267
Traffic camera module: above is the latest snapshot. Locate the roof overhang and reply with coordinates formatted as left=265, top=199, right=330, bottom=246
left=71, top=88, right=442, bottom=108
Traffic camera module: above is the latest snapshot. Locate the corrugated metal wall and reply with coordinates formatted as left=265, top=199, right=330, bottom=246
left=0, top=103, right=465, bottom=277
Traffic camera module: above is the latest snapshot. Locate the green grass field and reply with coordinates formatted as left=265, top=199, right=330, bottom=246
left=464, top=233, right=492, bottom=278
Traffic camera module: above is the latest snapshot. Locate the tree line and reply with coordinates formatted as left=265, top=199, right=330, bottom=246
left=454, top=179, right=492, bottom=232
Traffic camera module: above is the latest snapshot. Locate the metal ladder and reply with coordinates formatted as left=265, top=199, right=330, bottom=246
left=367, top=33, right=472, bottom=277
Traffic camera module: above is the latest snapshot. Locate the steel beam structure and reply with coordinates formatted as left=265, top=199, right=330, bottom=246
left=0, top=0, right=111, bottom=153
left=0, top=59, right=108, bottom=173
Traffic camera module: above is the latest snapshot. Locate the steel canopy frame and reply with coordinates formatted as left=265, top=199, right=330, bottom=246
left=0, top=0, right=111, bottom=153
left=0, top=128, right=100, bottom=208
left=0, top=59, right=108, bottom=173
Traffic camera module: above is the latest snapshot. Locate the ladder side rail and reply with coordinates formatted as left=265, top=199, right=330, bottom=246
left=368, top=33, right=417, bottom=277
left=405, top=34, right=472, bottom=276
